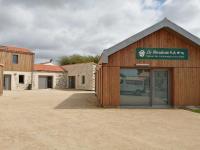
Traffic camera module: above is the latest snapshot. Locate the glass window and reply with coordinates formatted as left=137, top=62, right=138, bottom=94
left=19, top=75, right=24, bottom=84
left=120, top=69, right=150, bottom=106
left=82, top=75, right=85, bottom=84
left=13, top=55, right=18, bottom=64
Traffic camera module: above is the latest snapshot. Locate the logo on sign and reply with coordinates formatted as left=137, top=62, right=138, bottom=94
left=138, top=50, right=145, bottom=57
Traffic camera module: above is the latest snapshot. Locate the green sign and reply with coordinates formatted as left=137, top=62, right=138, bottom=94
left=136, top=48, right=188, bottom=60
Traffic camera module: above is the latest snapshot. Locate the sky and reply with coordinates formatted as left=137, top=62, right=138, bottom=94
left=0, top=0, right=199, bottom=63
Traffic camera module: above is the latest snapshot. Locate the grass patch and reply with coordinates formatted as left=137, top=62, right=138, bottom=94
left=191, top=109, right=200, bottom=113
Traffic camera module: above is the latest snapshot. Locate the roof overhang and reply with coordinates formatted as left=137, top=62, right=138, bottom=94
left=102, top=18, right=200, bottom=63
left=0, top=46, right=34, bottom=55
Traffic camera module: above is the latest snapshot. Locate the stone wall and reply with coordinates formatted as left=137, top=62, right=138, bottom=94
left=62, top=63, right=96, bottom=90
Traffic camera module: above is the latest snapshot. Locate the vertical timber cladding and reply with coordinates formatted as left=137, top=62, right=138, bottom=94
left=173, top=68, right=200, bottom=106
left=102, top=65, right=120, bottom=106
left=0, top=51, right=34, bottom=72
left=100, top=28, right=200, bottom=107
left=0, top=65, right=3, bottom=95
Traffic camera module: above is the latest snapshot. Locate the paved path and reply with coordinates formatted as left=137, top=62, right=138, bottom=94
left=0, top=90, right=200, bottom=150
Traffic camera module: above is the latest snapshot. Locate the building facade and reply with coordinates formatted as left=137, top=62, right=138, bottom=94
left=96, top=18, right=200, bottom=107
left=62, top=63, right=96, bottom=91
left=0, top=46, right=34, bottom=91
left=33, top=64, right=67, bottom=89
left=0, top=45, right=97, bottom=95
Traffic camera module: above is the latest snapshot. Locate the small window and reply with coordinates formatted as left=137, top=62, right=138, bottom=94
left=82, top=75, right=85, bottom=84
left=13, top=55, right=18, bottom=64
left=19, top=75, right=24, bottom=84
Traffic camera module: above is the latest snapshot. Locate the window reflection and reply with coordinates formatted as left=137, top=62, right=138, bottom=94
left=154, top=71, right=168, bottom=104
left=120, top=69, right=150, bottom=106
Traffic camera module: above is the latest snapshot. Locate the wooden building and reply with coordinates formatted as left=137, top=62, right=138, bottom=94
left=96, top=18, right=200, bottom=107
left=0, top=46, right=34, bottom=91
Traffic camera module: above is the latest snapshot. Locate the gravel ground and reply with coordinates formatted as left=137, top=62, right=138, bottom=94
left=0, top=89, right=200, bottom=150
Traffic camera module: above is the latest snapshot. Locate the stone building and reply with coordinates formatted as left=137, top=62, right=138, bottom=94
left=0, top=45, right=96, bottom=94
left=62, top=63, right=96, bottom=91
left=33, top=63, right=67, bottom=89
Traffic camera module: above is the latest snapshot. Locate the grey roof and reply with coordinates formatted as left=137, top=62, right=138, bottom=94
left=102, top=18, right=200, bottom=63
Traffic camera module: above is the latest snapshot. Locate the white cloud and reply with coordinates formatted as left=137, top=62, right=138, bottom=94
left=161, top=0, right=200, bottom=36
left=0, top=0, right=199, bottom=63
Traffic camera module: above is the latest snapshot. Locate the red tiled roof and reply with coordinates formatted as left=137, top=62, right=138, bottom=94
left=34, top=64, right=64, bottom=72
left=0, top=46, right=33, bottom=54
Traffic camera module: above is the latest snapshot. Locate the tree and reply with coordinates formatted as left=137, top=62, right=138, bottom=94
left=58, top=54, right=100, bottom=65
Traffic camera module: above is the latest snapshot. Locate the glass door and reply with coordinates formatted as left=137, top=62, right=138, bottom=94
left=152, top=70, right=169, bottom=106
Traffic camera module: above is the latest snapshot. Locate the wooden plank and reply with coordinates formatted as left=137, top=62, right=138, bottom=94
left=109, top=67, right=120, bottom=106
left=173, top=68, right=200, bottom=106
left=102, top=66, right=109, bottom=106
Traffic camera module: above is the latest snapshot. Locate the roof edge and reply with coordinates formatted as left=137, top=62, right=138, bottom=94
left=0, top=45, right=34, bottom=55
left=102, top=18, right=200, bottom=63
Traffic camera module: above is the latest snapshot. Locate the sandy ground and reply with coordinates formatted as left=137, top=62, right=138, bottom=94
left=0, top=90, right=200, bottom=150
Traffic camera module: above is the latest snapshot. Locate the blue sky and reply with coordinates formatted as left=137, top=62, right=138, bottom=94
left=0, top=0, right=199, bottom=63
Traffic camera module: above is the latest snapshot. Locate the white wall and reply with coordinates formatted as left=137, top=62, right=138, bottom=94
left=32, top=71, right=67, bottom=89
left=3, top=71, right=32, bottom=90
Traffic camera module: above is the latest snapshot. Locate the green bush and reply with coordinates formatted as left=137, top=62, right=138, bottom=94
left=192, top=109, right=200, bottom=113
left=58, top=54, right=100, bottom=65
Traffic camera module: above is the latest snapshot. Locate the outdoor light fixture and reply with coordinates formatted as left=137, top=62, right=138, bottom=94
left=135, top=64, right=150, bottom=67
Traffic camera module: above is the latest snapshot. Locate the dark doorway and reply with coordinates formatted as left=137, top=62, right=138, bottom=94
left=68, top=76, right=76, bottom=88
left=47, top=76, right=53, bottom=88
left=4, top=75, right=11, bottom=90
